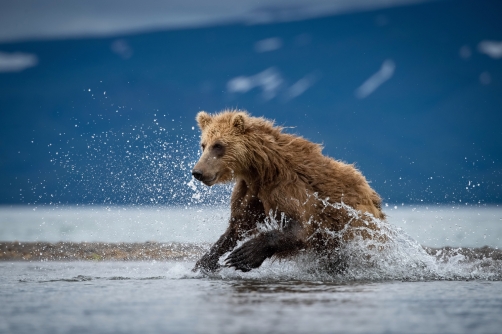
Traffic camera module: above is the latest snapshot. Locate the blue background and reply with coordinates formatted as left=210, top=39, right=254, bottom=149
left=0, top=0, right=501, bottom=205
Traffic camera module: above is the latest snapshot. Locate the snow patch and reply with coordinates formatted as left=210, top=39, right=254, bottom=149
left=254, top=37, right=283, bottom=53
left=355, top=59, right=395, bottom=99
left=0, top=52, right=38, bottom=72
left=478, top=40, right=502, bottom=59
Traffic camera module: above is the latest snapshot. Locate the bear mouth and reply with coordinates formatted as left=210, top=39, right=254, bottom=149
left=202, top=174, right=218, bottom=186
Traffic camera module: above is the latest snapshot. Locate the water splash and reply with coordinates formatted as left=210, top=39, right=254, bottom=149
left=193, top=202, right=502, bottom=282
left=48, top=118, right=232, bottom=207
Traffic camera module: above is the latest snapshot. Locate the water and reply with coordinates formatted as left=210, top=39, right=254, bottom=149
left=1, top=205, right=501, bottom=247
left=386, top=205, right=502, bottom=248
left=1, top=205, right=502, bottom=333
left=1, top=261, right=502, bottom=334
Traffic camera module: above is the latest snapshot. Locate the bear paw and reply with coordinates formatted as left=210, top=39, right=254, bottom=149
left=192, top=253, right=221, bottom=273
left=225, top=238, right=274, bottom=272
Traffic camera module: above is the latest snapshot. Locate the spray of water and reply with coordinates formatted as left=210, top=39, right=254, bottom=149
left=189, top=201, right=502, bottom=282
left=48, top=118, right=232, bottom=207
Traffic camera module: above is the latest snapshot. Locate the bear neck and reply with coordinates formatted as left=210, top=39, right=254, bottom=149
left=238, top=130, right=310, bottom=193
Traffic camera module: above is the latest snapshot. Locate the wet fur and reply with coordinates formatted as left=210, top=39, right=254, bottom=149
left=192, top=110, right=385, bottom=272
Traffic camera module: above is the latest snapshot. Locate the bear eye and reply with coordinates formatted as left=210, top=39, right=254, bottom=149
left=201, top=144, right=206, bottom=151
left=213, top=143, right=223, bottom=150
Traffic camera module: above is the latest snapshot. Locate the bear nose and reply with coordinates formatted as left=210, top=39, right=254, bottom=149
left=192, top=169, right=204, bottom=181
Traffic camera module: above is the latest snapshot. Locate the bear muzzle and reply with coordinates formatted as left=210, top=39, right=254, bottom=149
left=192, top=169, right=218, bottom=186
left=191, top=169, right=204, bottom=181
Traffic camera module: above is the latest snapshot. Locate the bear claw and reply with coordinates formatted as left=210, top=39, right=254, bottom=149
left=225, top=237, right=273, bottom=272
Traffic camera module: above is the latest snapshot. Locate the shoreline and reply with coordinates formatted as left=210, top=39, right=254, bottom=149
left=1, top=241, right=501, bottom=262
left=0, top=241, right=208, bottom=261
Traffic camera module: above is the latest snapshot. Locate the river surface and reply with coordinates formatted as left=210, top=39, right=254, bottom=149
left=1, top=261, right=502, bottom=334
left=1, top=205, right=502, bottom=333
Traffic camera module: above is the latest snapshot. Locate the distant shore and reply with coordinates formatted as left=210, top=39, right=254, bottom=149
left=1, top=241, right=501, bottom=262
left=0, top=241, right=208, bottom=261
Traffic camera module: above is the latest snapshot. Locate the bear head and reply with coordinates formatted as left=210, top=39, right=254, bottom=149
left=191, top=110, right=249, bottom=186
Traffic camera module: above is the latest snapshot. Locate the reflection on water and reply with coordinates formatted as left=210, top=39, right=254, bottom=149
left=227, top=280, right=368, bottom=295
left=223, top=280, right=372, bottom=307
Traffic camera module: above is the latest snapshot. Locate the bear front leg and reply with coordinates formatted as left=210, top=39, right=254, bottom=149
left=193, top=180, right=266, bottom=273
left=193, top=228, right=237, bottom=272
left=225, top=219, right=305, bottom=272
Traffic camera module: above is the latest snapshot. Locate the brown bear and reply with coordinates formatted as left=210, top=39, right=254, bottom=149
left=191, top=110, right=385, bottom=272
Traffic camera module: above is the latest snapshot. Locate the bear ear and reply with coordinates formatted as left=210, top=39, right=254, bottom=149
left=196, top=111, right=212, bottom=130
left=232, top=112, right=246, bottom=134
